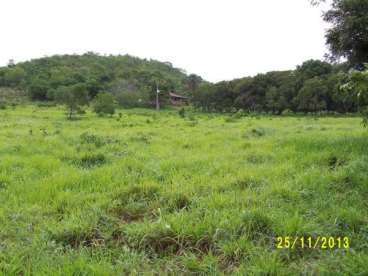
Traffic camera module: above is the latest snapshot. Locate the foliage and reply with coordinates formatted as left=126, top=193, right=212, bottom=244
left=295, top=77, right=328, bottom=112
left=312, top=0, right=368, bottom=125
left=193, top=60, right=352, bottom=114
left=1, top=66, right=26, bottom=87
left=0, top=53, right=361, bottom=115
left=0, top=100, right=6, bottom=110
left=0, top=87, right=27, bottom=105
left=111, top=79, right=150, bottom=108
left=93, top=92, right=116, bottom=116
left=296, top=59, right=332, bottom=81
left=28, top=78, right=51, bottom=100
left=178, top=107, right=186, bottom=118
left=0, top=53, right=197, bottom=107
left=186, top=74, right=202, bottom=94
left=322, top=0, right=368, bottom=67
left=265, top=86, right=287, bottom=114
left=326, top=72, right=356, bottom=112
left=342, top=66, right=368, bottom=126
left=55, top=83, right=89, bottom=119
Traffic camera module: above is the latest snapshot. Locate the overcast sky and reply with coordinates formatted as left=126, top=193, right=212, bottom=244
left=1, top=0, right=330, bottom=82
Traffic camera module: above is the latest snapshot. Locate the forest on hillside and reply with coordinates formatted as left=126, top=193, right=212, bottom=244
left=0, top=53, right=201, bottom=108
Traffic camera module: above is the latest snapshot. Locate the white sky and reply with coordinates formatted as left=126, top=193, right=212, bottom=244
left=0, top=0, right=330, bottom=82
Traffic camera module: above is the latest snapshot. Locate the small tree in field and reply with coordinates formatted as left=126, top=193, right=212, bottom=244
left=55, top=84, right=89, bottom=120
left=93, top=92, right=116, bottom=116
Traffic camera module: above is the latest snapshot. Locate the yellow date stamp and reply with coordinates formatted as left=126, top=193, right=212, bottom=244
left=276, top=236, right=350, bottom=249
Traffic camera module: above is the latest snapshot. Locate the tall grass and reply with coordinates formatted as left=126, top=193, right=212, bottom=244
left=0, top=105, right=367, bottom=274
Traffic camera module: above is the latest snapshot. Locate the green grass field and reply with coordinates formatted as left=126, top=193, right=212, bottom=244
left=0, top=105, right=367, bottom=275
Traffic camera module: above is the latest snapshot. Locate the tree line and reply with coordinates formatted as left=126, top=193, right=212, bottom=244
left=0, top=55, right=365, bottom=117
left=192, top=60, right=357, bottom=114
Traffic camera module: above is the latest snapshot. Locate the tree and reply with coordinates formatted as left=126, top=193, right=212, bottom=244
left=295, top=78, right=328, bottom=112
left=342, top=67, right=368, bottom=125
left=326, top=72, right=357, bottom=112
left=28, top=78, right=50, bottom=100
left=186, top=74, right=202, bottom=95
left=312, top=0, right=368, bottom=124
left=234, top=74, right=270, bottom=112
left=111, top=79, right=150, bottom=108
left=192, top=81, right=237, bottom=112
left=3, top=67, right=26, bottom=87
left=55, top=84, right=89, bottom=120
left=93, top=92, right=116, bottom=116
left=296, top=60, right=332, bottom=81
left=211, top=81, right=237, bottom=112
left=278, top=77, right=299, bottom=111
left=319, top=0, right=368, bottom=67
left=265, top=86, right=288, bottom=114
left=192, top=83, right=215, bottom=111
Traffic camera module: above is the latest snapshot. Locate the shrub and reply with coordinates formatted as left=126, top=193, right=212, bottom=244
left=0, top=101, right=6, bottom=110
left=74, top=153, right=107, bottom=168
left=80, top=132, right=105, bottom=147
left=178, top=107, right=186, bottom=118
left=93, top=92, right=116, bottom=116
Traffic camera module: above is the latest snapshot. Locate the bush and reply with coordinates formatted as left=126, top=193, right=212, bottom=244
left=80, top=132, right=105, bottom=147
left=93, top=92, right=116, bottom=116
left=178, top=107, right=186, bottom=118
left=0, top=101, right=6, bottom=110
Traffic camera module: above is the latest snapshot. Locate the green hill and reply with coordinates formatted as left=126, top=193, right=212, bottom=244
left=0, top=53, right=202, bottom=107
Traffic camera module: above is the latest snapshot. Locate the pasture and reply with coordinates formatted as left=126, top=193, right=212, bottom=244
left=0, top=105, right=367, bottom=275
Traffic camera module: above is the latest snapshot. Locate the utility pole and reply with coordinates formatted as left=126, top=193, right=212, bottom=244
left=156, top=83, right=160, bottom=110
